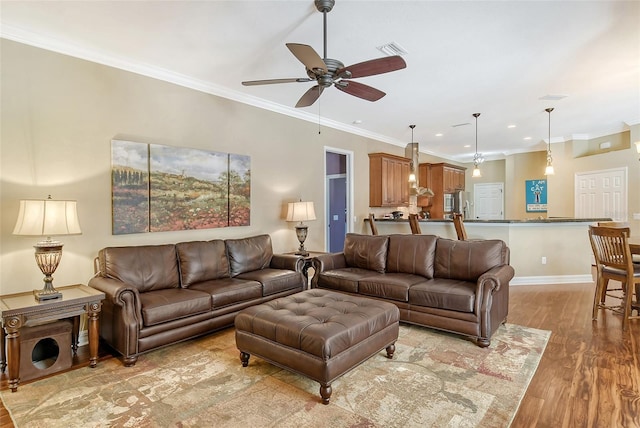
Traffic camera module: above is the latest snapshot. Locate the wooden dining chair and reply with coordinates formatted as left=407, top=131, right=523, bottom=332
left=588, top=225, right=640, bottom=330
left=368, top=213, right=378, bottom=236
left=408, top=214, right=421, bottom=235
left=597, top=221, right=640, bottom=263
left=452, top=213, right=467, bottom=240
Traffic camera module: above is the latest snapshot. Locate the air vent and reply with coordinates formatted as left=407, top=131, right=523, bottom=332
left=539, top=94, right=568, bottom=101
left=376, top=42, right=408, bottom=57
left=451, top=122, right=471, bottom=128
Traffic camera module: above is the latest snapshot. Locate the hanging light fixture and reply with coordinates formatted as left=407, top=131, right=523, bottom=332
left=544, top=107, right=555, bottom=175
left=408, top=124, right=417, bottom=183
left=472, top=113, right=483, bottom=178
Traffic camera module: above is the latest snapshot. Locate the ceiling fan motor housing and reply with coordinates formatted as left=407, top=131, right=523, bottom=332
left=315, top=0, right=335, bottom=13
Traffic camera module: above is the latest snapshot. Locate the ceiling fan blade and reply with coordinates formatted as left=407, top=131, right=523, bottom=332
left=338, top=56, right=407, bottom=79
left=242, top=78, right=312, bottom=86
left=335, top=81, right=386, bottom=102
left=286, top=43, right=327, bottom=75
left=295, top=85, right=324, bottom=108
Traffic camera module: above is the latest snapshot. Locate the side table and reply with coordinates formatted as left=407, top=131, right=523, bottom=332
left=0, top=284, right=105, bottom=392
left=286, top=251, right=327, bottom=288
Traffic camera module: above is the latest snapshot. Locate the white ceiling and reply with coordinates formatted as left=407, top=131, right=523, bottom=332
left=2, top=1, right=639, bottom=162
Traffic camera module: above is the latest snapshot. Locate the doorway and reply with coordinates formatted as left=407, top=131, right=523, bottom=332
left=575, top=167, right=628, bottom=220
left=473, top=183, right=504, bottom=219
left=325, top=148, right=353, bottom=253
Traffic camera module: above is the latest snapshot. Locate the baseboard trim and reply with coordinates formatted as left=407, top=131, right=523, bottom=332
left=511, top=274, right=593, bottom=286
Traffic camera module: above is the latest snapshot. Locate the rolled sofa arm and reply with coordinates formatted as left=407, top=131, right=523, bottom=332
left=88, top=276, right=143, bottom=364
left=270, top=254, right=304, bottom=272
left=310, top=253, right=347, bottom=287
left=477, top=264, right=515, bottom=294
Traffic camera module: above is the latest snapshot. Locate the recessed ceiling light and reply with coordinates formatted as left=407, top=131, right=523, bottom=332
left=524, top=137, right=532, bottom=140
left=539, top=94, right=568, bottom=101
left=353, top=119, right=362, bottom=124
left=507, top=125, right=516, bottom=129
left=435, top=133, right=443, bottom=137
left=463, top=144, right=471, bottom=148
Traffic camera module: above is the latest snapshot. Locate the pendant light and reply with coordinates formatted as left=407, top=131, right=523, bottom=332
left=472, top=113, right=482, bottom=178
left=408, top=124, right=417, bottom=183
left=544, top=107, right=555, bottom=175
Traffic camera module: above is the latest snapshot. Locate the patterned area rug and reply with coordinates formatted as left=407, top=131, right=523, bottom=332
left=2, top=323, right=550, bottom=428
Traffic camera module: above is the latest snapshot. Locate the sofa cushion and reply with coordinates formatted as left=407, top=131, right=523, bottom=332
left=316, top=268, right=378, bottom=293
left=236, top=269, right=303, bottom=296
left=139, top=288, right=212, bottom=326
left=434, top=238, right=507, bottom=282
left=343, top=233, right=389, bottom=274
left=189, top=278, right=263, bottom=308
left=359, top=273, right=425, bottom=302
left=99, top=244, right=179, bottom=292
left=226, top=234, right=273, bottom=277
left=387, top=234, right=438, bottom=278
left=409, top=279, right=476, bottom=313
left=176, top=240, right=229, bottom=287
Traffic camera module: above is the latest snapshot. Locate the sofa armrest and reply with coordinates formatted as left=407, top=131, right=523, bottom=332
left=477, top=264, right=515, bottom=294
left=88, top=276, right=143, bottom=361
left=270, top=254, right=304, bottom=272
left=310, top=253, right=347, bottom=287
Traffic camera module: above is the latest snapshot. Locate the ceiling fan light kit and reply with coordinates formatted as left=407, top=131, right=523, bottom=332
left=242, top=0, right=407, bottom=108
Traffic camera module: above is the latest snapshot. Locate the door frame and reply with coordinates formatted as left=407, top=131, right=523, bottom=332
left=324, top=147, right=354, bottom=251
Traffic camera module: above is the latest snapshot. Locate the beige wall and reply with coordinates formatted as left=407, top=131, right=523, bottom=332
left=0, top=40, right=397, bottom=295
left=2, top=40, right=638, bottom=294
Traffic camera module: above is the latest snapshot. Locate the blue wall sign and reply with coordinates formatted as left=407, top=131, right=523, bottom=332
left=526, top=179, right=547, bottom=212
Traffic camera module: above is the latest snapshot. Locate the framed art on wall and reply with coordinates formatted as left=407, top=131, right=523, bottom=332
left=525, top=179, right=547, bottom=213
left=111, top=140, right=250, bottom=235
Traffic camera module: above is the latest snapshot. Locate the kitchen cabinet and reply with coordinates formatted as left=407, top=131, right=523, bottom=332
left=369, top=153, right=411, bottom=207
left=418, top=162, right=466, bottom=219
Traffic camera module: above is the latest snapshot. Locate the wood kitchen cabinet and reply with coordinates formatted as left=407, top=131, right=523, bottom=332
left=369, top=153, right=411, bottom=207
left=418, top=162, right=466, bottom=218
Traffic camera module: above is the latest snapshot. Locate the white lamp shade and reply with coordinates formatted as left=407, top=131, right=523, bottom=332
left=286, top=201, right=316, bottom=222
left=13, top=199, right=82, bottom=236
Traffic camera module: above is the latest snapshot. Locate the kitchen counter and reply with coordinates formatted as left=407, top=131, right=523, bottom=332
left=367, top=217, right=610, bottom=224
left=363, top=217, right=612, bottom=285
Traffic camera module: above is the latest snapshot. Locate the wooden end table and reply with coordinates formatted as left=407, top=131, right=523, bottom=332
left=0, top=284, right=105, bottom=392
left=286, top=251, right=327, bottom=288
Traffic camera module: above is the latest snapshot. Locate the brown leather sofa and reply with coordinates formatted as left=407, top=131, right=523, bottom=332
left=89, top=234, right=305, bottom=366
left=311, top=233, right=514, bottom=347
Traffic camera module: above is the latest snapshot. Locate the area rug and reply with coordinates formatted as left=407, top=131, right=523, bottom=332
left=1, top=323, right=550, bottom=428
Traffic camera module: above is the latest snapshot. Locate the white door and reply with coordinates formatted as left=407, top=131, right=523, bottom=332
left=473, top=183, right=504, bottom=219
left=575, top=167, right=627, bottom=220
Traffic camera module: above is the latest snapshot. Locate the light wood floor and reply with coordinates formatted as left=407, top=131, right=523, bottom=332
left=2, top=281, right=639, bottom=427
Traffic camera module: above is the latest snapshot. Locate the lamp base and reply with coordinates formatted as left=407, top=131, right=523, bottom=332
left=33, top=288, right=63, bottom=301
left=295, top=224, right=309, bottom=257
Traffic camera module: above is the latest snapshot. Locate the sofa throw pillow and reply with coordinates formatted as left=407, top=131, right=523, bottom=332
left=176, top=240, right=229, bottom=287
left=387, top=234, right=437, bottom=278
left=343, top=233, right=389, bottom=274
left=434, top=238, right=508, bottom=281
left=226, top=234, right=273, bottom=277
left=99, top=244, right=180, bottom=292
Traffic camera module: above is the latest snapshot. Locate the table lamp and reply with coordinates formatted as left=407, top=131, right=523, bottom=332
left=286, top=200, right=316, bottom=256
left=13, top=196, right=82, bottom=301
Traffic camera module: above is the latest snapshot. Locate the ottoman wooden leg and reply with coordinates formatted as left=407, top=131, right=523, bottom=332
left=240, top=351, right=250, bottom=367
left=320, top=384, right=332, bottom=405
left=385, top=343, right=396, bottom=359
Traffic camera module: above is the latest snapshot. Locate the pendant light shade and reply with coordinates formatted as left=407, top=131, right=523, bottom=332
left=544, top=108, right=555, bottom=176
left=472, top=113, right=482, bottom=178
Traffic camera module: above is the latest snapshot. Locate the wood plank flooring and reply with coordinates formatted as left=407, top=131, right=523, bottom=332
left=2, top=281, right=639, bottom=427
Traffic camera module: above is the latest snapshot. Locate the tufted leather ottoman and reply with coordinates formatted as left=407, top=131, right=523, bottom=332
left=235, top=288, right=399, bottom=404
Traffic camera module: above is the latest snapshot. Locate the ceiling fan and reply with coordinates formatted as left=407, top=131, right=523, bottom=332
left=241, top=0, right=407, bottom=108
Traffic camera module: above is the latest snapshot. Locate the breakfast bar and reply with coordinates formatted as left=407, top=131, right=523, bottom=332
left=365, top=217, right=611, bottom=285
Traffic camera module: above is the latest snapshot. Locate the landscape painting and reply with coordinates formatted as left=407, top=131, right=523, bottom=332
left=228, top=153, right=251, bottom=226
left=111, top=140, right=251, bottom=235
left=111, top=140, right=150, bottom=234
